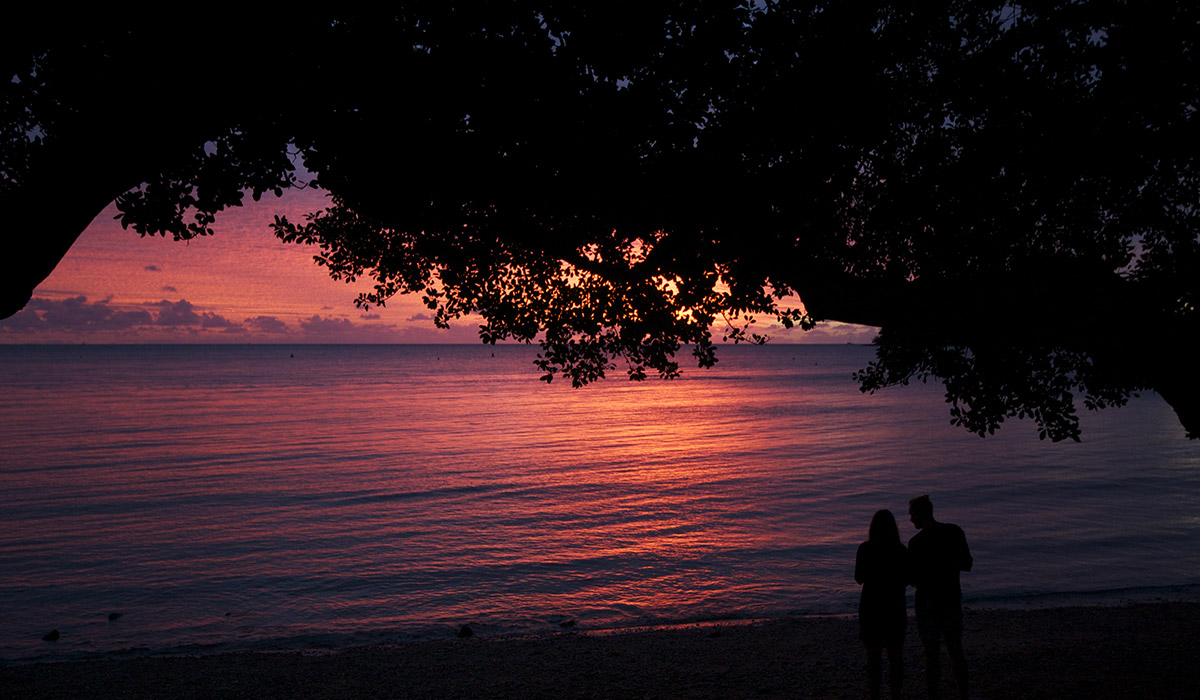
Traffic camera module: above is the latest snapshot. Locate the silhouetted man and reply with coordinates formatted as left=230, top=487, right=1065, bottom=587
left=908, top=495, right=972, bottom=700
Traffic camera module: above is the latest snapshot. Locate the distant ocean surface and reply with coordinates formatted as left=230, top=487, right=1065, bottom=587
left=2, top=344, right=1198, bottom=662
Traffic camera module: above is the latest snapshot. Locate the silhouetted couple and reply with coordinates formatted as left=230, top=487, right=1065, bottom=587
left=855, top=495, right=972, bottom=700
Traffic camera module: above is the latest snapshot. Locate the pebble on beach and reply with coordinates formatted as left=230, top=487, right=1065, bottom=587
left=456, top=625, right=473, bottom=638
left=42, top=629, right=59, bottom=642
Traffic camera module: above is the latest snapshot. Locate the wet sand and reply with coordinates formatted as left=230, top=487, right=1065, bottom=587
left=2, top=602, right=1197, bottom=699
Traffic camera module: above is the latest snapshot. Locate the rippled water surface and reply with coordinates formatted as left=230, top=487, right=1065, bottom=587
left=2, top=344, right=1198, bottom=661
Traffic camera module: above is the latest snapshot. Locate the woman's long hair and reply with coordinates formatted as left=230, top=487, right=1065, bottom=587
left=868, top=509, right=901, bottom=546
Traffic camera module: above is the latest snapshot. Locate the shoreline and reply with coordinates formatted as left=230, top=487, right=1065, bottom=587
left=4, top=601, right=1198, bottom=699
left=7, top=583, right=1198, bottom=667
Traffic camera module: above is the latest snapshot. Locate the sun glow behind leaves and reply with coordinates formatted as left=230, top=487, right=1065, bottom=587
left=4, top=193, right=876, bottom=346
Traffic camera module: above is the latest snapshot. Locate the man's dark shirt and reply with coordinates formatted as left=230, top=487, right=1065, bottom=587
left=908, top=521, right=972, bottom=613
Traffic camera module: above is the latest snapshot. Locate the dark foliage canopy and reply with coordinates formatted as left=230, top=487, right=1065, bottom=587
left=3, top=2, right=1198, bottom=440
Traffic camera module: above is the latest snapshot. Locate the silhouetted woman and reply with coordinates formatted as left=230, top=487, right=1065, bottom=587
left=855, top=509, right=909, bottom=700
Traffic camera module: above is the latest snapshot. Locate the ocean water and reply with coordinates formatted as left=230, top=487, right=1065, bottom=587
left=1, top=344, right=1198, bottom=662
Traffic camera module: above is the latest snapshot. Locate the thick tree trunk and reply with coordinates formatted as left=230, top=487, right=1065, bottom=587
left=1, top=146, right=136, bottom=319
left=0, top=104, right=193, bottom=320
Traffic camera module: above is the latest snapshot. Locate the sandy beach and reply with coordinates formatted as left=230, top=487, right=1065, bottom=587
left=2, top=602, right=1196, bottom=699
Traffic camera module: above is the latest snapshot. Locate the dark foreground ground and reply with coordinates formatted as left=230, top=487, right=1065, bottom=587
left=3, top=602, right=1197, bottom=699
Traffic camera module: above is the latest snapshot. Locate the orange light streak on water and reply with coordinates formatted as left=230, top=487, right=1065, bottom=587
left=3, top=344, right=1197, bottom=663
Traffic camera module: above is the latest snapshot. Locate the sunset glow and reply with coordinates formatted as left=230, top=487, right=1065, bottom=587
left=1, top=191, right=877, bottom=345
left=6, top=6, right=1200, bottom=697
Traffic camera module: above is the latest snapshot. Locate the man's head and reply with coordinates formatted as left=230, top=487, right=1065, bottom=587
left=909, top=494, right=934, bottom=529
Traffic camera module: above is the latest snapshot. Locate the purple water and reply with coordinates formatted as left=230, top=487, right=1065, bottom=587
left=1, top=344, right=1197, bottom=662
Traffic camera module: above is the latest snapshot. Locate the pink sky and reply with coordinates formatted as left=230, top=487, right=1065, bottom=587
left=2, top=190, right=878, bottom=344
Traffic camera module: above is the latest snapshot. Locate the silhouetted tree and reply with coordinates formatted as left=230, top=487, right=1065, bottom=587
left=3, top=2, right=1197, bottom=440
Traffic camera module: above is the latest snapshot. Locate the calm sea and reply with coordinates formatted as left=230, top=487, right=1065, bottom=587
left=1, top=344, right=1198, bottom=662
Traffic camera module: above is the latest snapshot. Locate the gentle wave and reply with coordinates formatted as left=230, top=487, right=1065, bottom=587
left=2, top=344, right=1198, bottom=662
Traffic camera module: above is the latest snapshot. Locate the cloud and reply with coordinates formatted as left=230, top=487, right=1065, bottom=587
left=299, top=314, right=355, bottom=337
left=407, top=312, right=435, bottom=322
left=160, top=285, right=178, bottom=293
left=3, top=296, right=468, bottom=343
left=154, top=299, right=202, bottom=326
left=0, top=296, right=269, bottom=340
left=0, top=307, right=49, bottom=331
left=201, top=312, right=238, bottom=329
left=0, top=296, right=153, bottom=331
left=144, top=265, right=161, bottom=272
left=244, top=315, right=290, bottom=334
left=297, top=314, right=413, bottom=342
left=765, top=320, right=879, bottom=344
